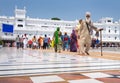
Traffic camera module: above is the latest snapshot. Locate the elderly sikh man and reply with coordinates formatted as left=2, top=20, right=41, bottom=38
left=77, top=12, right=103, bottom=55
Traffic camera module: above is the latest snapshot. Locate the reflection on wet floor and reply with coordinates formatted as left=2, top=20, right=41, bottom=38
left=0, top=47, right=120, bottom=77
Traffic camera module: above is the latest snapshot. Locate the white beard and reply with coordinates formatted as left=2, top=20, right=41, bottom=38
left=86, top=18, right=91, bottom=24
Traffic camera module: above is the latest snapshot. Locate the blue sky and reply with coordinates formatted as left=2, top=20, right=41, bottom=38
left=0, top=0, right=120, bottom=21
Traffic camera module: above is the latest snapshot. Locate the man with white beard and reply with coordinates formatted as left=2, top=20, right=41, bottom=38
left=78, top=12, right=103, bottom=55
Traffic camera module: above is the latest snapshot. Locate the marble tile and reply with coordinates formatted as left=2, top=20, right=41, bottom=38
left=82, top=72, right=113, bottom=78
left=58, top=73, right=89, bottom=80
left=0, top=77, right=32, bottom=83
left=0, top=47, right=120, bottom=77
left=68, top=79, right=103, bottom=83
left=117, top=76, right=120, bottom=78
left=97, top=77, right=120, bottom=83
left=30, top=75, right=65, bottom=83
left=104, top=71, right=120, bottom=75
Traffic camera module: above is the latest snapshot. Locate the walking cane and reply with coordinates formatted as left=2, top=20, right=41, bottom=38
left=100, top=29, right=103, bottom=56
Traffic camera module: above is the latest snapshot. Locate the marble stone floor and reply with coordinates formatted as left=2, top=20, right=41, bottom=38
left=0, top=47, right=120, bottom=83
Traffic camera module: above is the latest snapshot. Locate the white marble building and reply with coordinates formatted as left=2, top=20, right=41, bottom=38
left=0, top=7, right=77, bottom=40
left=0, top=7, right=120, bottom=44
left=94, top=17, right=120, bottom=43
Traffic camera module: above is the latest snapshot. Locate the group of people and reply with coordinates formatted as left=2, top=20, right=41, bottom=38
left=16, top=34, right=51, bottom=49
left=53, top=12, right=103, bottom=55
left=15, top=34, right=28, bottom=49
left=15, top=12, right=103, bottom=55
left=53, top=27, right=77, bottom=53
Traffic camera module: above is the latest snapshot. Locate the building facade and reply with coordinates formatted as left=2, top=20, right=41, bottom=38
left=0, top=7, right=77, bottom=40
left=93, top=17, right=120, bottom=47
left=0, top=7, right=120, bottom=46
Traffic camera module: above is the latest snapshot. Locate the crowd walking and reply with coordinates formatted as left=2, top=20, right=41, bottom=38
left=14, top=12, right=104, bottom=56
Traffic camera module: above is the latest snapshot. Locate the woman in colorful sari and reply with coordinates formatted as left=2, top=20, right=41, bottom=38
left=53, top=27, right=62, bottom=52
left=70, top=29, right=77, bottom=52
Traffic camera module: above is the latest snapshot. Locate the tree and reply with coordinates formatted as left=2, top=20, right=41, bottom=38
left=0, top=40, right=3, bottom=45
left=51, top=17, right=61, bottom=20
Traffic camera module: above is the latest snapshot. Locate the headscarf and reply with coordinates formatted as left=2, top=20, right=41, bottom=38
left=54, top=27, right=60, bottom=44
left=72, top=29, right=75, bottom=35
left=85, top=12, right=91, bottom=24
left=71, top=29, right=77, bottom=41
